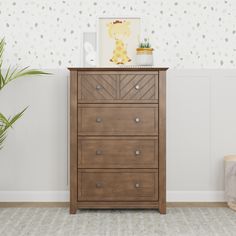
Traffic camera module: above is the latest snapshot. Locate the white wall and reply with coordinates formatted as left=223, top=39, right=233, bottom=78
left=0, top=70, right=69, bottom=200
left=0, top=0, right=236, bottom=201
left=167, top=69, right=236, bottom=201
left=1, top=69, right=236, bottom=201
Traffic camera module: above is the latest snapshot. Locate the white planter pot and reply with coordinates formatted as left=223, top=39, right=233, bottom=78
left=136, top=54, right=153, bottom=66
left=136, top=48, right=154, bottom=66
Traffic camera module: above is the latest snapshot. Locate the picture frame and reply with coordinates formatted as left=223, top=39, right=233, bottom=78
left=82, top=32, right=97, bottom=67
left=98, top=17, right=141, bottom=67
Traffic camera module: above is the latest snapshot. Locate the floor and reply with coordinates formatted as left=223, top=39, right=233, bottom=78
left=0, top=208, right=235, bottom=236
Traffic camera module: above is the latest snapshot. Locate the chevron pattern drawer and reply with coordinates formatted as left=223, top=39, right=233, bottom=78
left=80, top=74, right=118, bottom=101
left=69, top=67, right=167, bottom=214
left=77, top=72, right=158, bottom=103
left=120, top=73, right=157, bottom=100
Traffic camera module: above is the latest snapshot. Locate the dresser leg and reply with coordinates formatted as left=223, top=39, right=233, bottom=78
left=159, top=204, right=166, bottom=214
left=70, top=204, right=77, bottom=214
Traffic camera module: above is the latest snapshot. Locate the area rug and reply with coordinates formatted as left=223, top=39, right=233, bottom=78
left=0, top=208, right=235, bottom=236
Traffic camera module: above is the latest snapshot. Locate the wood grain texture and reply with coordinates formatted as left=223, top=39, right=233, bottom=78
left=77, top=72, right=158, bottom=104
left=69, top=70, right=78, bottom=214
left=76, top=201, right=159, bottom=209
left=120, top=74, right=157, bottom=101
left=80, top=74, right=118, bottom=101
left=78, top=105, right=158, bottom=135
left=158, top=70, right=167, bottom=214
left=78, top=138, right=158, bottom=168
left=78, top=170, right=158, bottom=201
left=68, top=67, right=168, bottom=72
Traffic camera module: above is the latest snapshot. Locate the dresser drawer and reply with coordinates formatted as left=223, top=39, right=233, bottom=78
left=78, top=104, right=158, bottom=135
left=78, top=138, right=158, bottom=168
left=78, top=170, right=158, bottom=201
left=77, top=72, right=158, bottom=103
left=120, top=73, right=158, bottom=102
left=78, top=73, right=118, bottom=102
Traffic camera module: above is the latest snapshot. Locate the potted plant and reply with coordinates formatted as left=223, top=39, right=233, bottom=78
left=136, top=38, right=154, bottom=66
left=0, top=38, right=48, bottom=150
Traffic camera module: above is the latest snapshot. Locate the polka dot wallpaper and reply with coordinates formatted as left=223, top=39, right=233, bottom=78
left=0, top=0, right=235, bottom=68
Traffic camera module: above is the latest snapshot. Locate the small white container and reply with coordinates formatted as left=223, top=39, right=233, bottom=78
left=136, top=48, right=154, bottom=66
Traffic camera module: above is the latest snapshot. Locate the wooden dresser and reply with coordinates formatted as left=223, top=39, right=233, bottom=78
left=68, top=67, right=167, bottom=214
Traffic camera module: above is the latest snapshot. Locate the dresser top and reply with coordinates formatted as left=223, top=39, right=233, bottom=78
left=68, top=67, right=168, bottom=71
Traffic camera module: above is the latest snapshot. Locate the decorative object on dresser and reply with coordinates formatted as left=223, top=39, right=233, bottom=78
left=136, top=38, right=154, bottom=66
left=68, top=67, right=168, bottom=214
left=83, top=32, right=97, bottom=67
left=98, top=17, right=141, bottom=66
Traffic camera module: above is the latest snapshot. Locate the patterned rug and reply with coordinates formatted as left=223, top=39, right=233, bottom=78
left=0, top=208, right=235, bottom=236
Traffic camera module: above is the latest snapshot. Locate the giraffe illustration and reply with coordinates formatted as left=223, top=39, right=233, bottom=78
left=107, top=20, right=132, bottom=65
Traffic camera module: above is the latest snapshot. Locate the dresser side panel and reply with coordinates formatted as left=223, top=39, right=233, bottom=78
left=70, top=70, right=78, bottom=214
left=158, top=70, right=166, bottom=214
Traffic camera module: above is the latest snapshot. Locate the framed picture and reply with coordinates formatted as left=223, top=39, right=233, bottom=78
left=82, top=32, right=97, bottom=67
left=98, top=17, right=141, bottom=67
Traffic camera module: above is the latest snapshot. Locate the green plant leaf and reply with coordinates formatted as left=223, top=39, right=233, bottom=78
left=0, top=38, right=5, bottom=60
left=0, top=38, right=51, bottom=91
left=0, top=131, right=7, bottom=150
left=0, top=113, right=11, bottom=126
left=0, top=37, right=49, bottom=150
left=8, top=107, right=28, bottom=128
left=0, top=108, right=27, bottom=149
left=1, top=67, right=50, bottom=90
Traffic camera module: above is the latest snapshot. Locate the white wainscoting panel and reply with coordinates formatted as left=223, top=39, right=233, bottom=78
left=0, top=69, right=236, bottom=202
left=210, top=71, right=236, bottom=190
left=167, top=70, right=211, bottom=191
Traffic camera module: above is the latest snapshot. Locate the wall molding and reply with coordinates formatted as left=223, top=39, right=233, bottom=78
left=0, top=191, right=69, bottom=202
left=167, top=191, right=225, bottom=202
left=0, top=191, right=225, bottom=202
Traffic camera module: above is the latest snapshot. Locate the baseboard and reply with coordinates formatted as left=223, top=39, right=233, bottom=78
left=0, top=191, right=225, bottom=202
left=167, top=202, right=227, bottom=207
left=0, top=191, right=69, bottom=202
left=0, top=202, right=227, bottom=208
left=167, top=191, right=225, bottom=202
left=0, top=202, right=69, bottom=208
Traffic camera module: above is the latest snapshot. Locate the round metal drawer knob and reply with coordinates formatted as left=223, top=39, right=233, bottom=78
left=96, top=149, right=102, bottom=155
left=135, top=84, right=140, bottom=90
left=96, top=85, right=102, bottom=91
left=135, top=150, right=141, bottom=156
left=135, top=117, right=141, bottom=123
left=135, top=183, right=140, bottom=188
left=96, top=117, right=102, bottom=123
left=96, top=182, right=103, bottom=188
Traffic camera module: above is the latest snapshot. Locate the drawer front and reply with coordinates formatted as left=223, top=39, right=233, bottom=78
left=79, top=74, right=118, bottom=101
left=78, top=171, right=158, bottom=201
left=78, top=139, right=158, bottom=168
left=78, top=105, right=158, bottom=135
left=78, top=72, right=158, bottom=103
left=120, top=74, right=158, bottom=101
